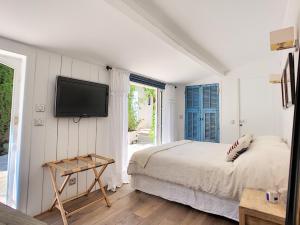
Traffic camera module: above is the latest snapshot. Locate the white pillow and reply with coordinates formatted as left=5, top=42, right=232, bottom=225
left=253, top=136, right=283, bottom=143
left=226, top=134, right=253, bottom=162
left=250, top=136, right=288, bottom=152
left=249, top=141, right=289, bottom=152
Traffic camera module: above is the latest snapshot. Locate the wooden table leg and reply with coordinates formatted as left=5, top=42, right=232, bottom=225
left=49, top=167, right=69, bottom=225
left=50, top=174, right=71, bottom=210
left=86, top=164, right=107, bottom=194
left=92, top=165, right=111, bottom=207
left=97, top=176, right=111, bottom=207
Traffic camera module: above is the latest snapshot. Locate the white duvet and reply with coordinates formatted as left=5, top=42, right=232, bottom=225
left=127, top=140, right=290, bottom=200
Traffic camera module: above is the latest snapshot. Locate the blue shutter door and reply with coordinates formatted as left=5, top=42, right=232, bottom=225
left=201, top=84, right=220, bottom=142
left=185, top=86, right=200, bottom=140
left=186, top=112, right=193, bottom=139
left=185, top=84, right=219, bottom=142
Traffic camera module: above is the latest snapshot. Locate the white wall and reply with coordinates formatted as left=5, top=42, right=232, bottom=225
left=176, top=76, right=238, bottom=143
left=189, top=76, right=241, bottom=144
left=228, top=57, right=283, bottom=139
left=162, top=84, right=177, bottom=143
left=175, top=0, right=300, bottom=146
left=175, top=84, right=185, bottom=140
left=279, top=0, right=300, bottom=146
left=175, top=75, right=240, bottom=144
left=0, top=37, right=111, bottom=216
left=176, top=65, right=283, bottom=144
left=220, top=77, right=240, bottom=143
left=27, top=53, right=110, bottom=216
left=239, top=76, right=282, bottom=136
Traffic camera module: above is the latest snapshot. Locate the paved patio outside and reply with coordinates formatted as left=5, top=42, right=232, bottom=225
left=128, top=128, right=154, bottom=160
left=0, top=154, right=8, bottom=204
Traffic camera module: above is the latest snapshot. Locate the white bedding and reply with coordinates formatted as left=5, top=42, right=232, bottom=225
left=127, top=140, right=290, bottom=200
left=130, top=140, right=192, bottom=168
left=131, top=174, right=239, bottom=221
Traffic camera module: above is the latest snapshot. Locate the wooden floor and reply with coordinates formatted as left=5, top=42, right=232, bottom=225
left=36, top=184, right=238, bottom=225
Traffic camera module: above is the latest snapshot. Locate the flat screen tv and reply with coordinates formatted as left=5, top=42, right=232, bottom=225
left=55, top=76, right=109, bottom=117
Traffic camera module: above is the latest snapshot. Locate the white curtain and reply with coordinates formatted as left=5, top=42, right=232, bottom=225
left=162, top=84, right=177, bottom=144
left=6, top=62, right=22, bottom=209
left=6, top=138, right=19, bottom=208
left=107, top=68, right=130, bottom=191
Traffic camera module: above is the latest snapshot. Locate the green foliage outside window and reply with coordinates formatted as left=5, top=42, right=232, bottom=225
left=128, top=84, right=157, bottom=143
left=0, top=63, right=13, bottom=154
left=143, top=88, right=156, bottom=142
left=128, top=85, right=140, bottom=131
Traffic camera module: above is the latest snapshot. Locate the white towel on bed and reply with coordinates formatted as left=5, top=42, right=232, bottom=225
left=129, top=140, right=192, bottom=168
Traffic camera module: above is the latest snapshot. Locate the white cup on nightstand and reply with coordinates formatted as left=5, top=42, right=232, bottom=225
left=266, top=190, right=280, bottom=204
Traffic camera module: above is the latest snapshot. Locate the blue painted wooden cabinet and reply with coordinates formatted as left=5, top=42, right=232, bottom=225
left=185, top=84, right=220, bottom=143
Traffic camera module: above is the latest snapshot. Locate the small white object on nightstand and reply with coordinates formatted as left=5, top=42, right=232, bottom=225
left=266, top=190, right=280, bottom=204
left=239, top=188, right=285, bottom=225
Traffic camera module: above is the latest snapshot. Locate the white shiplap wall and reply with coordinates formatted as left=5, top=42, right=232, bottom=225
left=24, top=50, right=110, bottom=216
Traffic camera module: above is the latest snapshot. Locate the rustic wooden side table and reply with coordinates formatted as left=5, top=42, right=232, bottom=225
left=239, top=188, right=286, bottom=225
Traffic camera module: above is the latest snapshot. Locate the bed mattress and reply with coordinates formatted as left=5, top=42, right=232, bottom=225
left=128, top=140, right=290, bottom=201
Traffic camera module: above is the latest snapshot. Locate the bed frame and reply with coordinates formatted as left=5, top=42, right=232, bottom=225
left=131, top=174, right=239, bottom=221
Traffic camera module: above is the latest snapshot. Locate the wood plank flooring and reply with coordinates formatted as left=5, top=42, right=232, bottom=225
left=36, top=184, right=238, bottom=225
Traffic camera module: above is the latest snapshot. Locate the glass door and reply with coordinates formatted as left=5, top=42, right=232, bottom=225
left=128, top=82, right=159, bottom=158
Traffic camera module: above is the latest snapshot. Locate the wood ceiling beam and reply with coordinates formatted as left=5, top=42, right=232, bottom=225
left=105, top=0, right=227, bottom=76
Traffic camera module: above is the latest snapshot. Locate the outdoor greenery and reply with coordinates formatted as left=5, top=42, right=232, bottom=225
left=128, top=84, right=157, bottom=142
left=0, top=63, right=13, bottom=155
left=143, top=88, right=156, bottom=142
left=128, top=85, right=140, bottom=131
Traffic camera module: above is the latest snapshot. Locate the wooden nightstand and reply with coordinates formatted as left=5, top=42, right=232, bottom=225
left=239, top=189, right=286, bottom=225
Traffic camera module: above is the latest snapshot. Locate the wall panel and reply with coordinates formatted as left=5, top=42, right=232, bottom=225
left=27, top=51, right=50, bottom=215
left=96, top=67, right=110, bottom=185
left=56, top=56, right=72, bottom=201
left=72, top=60, right=90, bottom=195
left=25, top=52, right=109, bottom=215
left=41, top=54, right=61, bottom=212
left=87, top=65, right=99, bottom=191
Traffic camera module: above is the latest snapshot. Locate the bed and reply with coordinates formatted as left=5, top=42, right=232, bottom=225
left=127, top=139, right=290, bottom=221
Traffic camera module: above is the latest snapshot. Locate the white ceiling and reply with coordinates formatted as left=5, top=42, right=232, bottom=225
left=134, top=0, right=288, bottom=70
left=0, top=0, right=288, bottom=84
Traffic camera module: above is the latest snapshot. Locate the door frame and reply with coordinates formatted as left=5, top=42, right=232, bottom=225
left=0, top=50, right=26, bottom=209
left=128, top=82, right=161, bottom=145
left=156, top=88, right=162, bottom=145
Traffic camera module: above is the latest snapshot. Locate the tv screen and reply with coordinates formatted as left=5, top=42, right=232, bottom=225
left=55, top=76, right=109, bottom=117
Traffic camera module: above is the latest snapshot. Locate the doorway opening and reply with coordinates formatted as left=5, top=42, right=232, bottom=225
left=0, top=63, right=14, bottom=203
left=128, top=82, right=158, bottom=158
left=0, top=49, right=26, bottom=209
